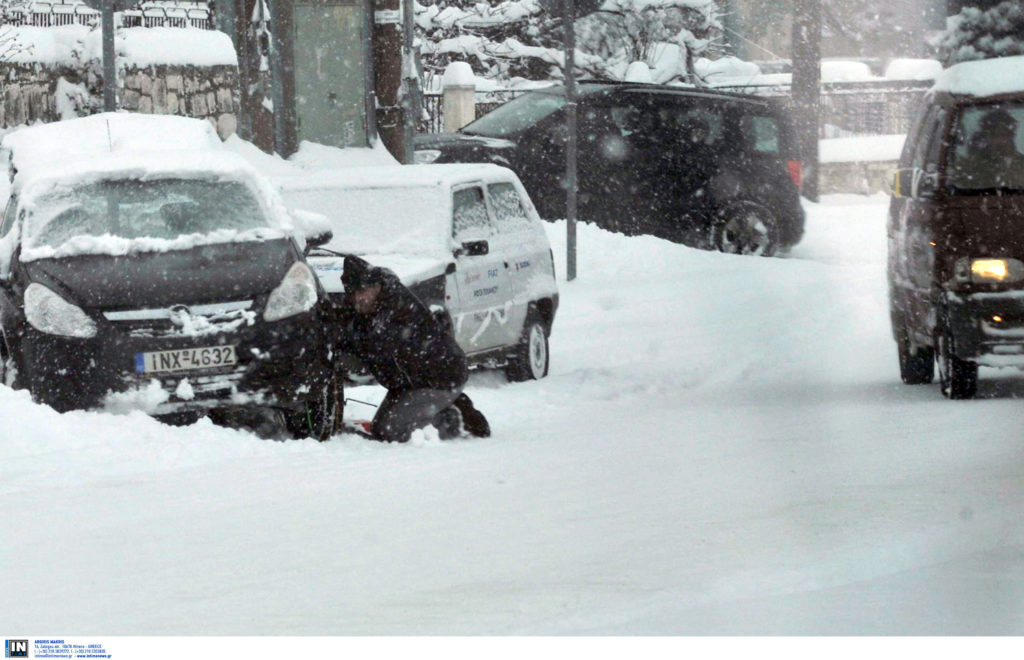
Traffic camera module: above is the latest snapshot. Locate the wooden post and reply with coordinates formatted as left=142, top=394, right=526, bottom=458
left=373, top=0, right=404, bottom=161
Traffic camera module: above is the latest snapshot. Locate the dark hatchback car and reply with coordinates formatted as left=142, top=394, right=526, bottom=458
left=0, top=151, right=339, bottom=437
left=415, top=82, right=805, bottom=256
left=888, top=57, right=1024, bottom=399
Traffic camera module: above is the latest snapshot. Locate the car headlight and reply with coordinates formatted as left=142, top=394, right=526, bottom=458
left=955, top=257, right=1024, bottom=284
left=264, top=262, right=319, bottom=322
left=24, top=283, right=97, bottom=338
left=414, top=149, right=441, bottom=164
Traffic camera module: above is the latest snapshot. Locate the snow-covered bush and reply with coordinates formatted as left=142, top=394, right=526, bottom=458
left=415, top=0, right=721, bottom=85
left=936, top=0, right=1024, bottom=66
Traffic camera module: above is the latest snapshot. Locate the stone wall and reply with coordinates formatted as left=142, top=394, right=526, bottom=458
left=1, top=60, right=239, bottom=138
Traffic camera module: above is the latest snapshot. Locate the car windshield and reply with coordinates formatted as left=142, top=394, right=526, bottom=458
left=947, top=102, right=1024, bottom=192
left=460, top=92, right=568, bottom=138
left=26, top=178, right=270, bottom=248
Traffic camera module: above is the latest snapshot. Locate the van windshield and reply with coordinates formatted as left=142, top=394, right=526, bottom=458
left=947, top=103, right=1024, bottom=192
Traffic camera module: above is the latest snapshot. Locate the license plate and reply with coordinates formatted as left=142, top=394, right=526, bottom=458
left=135, top=346, right=238, bottom=374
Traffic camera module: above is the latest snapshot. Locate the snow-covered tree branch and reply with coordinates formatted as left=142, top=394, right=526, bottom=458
left=935, top=0, right=1024, bottom=66
left=415, top=0, right=721, bottom=85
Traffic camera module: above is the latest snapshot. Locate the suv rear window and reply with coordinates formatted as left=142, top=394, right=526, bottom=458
left=740, top=115, right=781, bottom=155
left=947, top=103, right=1024, bottom=191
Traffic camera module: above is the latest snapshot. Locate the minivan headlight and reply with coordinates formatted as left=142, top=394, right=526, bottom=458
left=264, top=262, right=319, bottom=322
left=955, top=257, right=1024, bottom=284
left=24, top=283, right=97, bottom=338
left=414, top=149, right=441, bottom=164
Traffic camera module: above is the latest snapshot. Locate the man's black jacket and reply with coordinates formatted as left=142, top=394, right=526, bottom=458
left=336, top=257, right=468, bottom=392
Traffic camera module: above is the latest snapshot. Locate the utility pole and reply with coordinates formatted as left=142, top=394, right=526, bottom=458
left=373, top=0, right=404, bottom=161
left=563, top=0, right=578, bottom=282
left=791, top=0, right=821, bottom=202
left=401, top=0, right=419, bottom=163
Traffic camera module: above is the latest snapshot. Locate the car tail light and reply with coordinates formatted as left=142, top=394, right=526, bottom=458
left=787, top=160, right=803, bottom=189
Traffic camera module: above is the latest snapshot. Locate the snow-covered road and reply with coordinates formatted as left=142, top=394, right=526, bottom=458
left=2, top=194, right=1023, bottom=635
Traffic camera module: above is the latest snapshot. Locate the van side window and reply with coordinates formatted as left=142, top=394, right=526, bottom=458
left=911, top=107, right=942, bottom=171
left=899, top=103, right=932, bottom=168
left=488, top=182, right=531, bottom=234
left=452, top=186, right=493, bottom=242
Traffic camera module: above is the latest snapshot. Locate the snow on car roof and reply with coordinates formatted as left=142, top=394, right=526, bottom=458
left=282, top=164, right=523, bottom=259
left=2, top=112, right=222, bottom=182
left=931, top=55, right=1024, bottom=99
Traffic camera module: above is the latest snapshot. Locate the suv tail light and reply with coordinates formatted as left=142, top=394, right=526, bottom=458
left=787, top=160, right=803, bottom=189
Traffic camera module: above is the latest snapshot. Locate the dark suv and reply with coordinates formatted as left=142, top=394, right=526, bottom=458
left=415, top=82, right=805, bottom=256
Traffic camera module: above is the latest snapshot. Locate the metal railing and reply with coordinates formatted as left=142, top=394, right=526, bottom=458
left=4, top=0, right=213, bottom=30
left=422, top=80, right=933, bottom=138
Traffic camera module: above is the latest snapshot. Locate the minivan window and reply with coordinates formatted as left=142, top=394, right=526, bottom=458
left=947, top=103, right=1024, bottom=191
left=460, top=93, right=568, bottom=138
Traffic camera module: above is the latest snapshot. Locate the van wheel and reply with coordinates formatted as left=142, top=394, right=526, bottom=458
left=937, top=332, right=977, bottom=400
left=712, top=201, right=779, bottom=257
left=506, top=310, right=549, bottom=382
left=897, top=329, right=934, bottom=384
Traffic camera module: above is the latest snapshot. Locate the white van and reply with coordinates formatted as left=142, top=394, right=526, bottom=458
left=291, top=163, right=559, bottom=380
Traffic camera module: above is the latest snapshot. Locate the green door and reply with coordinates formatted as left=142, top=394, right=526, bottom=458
left=293, top=1, right=368, bottom=148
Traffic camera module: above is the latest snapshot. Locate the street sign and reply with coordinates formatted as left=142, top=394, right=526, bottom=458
left=78, top=0, right=137, bottom=11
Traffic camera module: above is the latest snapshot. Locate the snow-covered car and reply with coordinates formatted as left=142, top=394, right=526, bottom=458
left=415, top=82, right=805, bottom=256
left=0, top=142, right=339, bottom=438
left=889, top=56, right=1024, bottom=399
left=290, top=164, right=559, bottom=380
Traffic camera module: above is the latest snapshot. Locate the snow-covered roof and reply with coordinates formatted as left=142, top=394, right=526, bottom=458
left=3, top=113, right=222, bottom=182
left=931, top=55, right=1024, bottom=98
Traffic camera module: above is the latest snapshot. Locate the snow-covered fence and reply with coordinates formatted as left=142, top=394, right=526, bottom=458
left=422, top=89, right=522, bottom=134
left=714, top=80, right=932, bottom=139
left=4, top=0, right=212, bottom=30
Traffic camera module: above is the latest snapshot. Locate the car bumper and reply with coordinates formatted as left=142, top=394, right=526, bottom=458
left=946, top=290, right=1024, bottom=367
left=17, top=311, right=330, bottom=414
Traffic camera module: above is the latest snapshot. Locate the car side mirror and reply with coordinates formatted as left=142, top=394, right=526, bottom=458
left=892, top=168, right=937, bottom=200
left=457, top=240, right=489, bottom=257
left=304, top=230, right=333, bottom=254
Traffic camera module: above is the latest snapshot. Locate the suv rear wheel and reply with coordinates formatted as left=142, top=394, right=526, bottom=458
left=712, top=201, right=779, bottom=257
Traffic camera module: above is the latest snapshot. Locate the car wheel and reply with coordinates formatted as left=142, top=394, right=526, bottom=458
left=937, top=331, right=977, bottom=400
left=712, top=201, right=779, bottom=257
left=897, top=328, right=934, bottom=384
left=506, top=309, right=549, bottom=382
left=286, top=372, right=342, bottom=440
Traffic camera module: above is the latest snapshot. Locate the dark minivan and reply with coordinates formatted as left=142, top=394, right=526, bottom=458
left=415, top=82, right=805, bottom=256
left=889, top=56, right=1024, bottom=399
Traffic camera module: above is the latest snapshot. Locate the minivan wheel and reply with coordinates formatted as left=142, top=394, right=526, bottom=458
left=712, top=202, right=779, bottom=257
left=897, top=329, right=934, bottom=384
left=506, top=310, right=549, bottom=382
left=937, top=332, right=978, bottom=400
